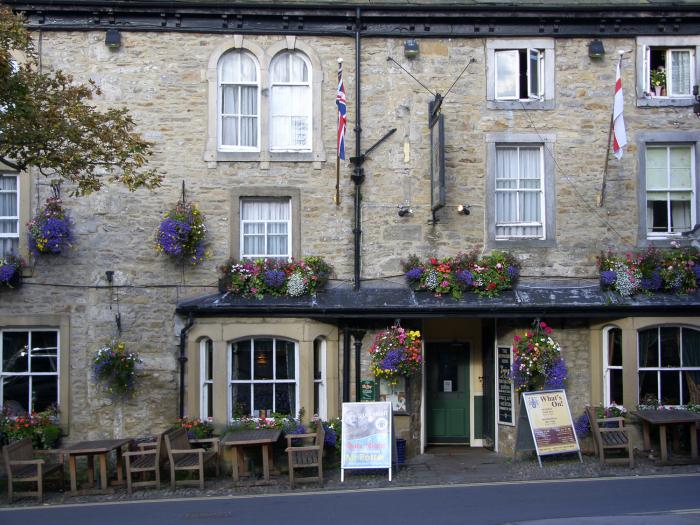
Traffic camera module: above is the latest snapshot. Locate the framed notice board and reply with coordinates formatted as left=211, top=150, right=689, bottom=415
left=498, top=347, right=514, bottom=425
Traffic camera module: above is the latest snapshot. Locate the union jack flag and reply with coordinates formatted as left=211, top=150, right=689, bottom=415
left=336, top=60, right=347, bottom=160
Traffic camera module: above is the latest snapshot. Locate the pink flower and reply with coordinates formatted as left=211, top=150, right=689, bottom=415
left=496, top=263, right=503, bottom=269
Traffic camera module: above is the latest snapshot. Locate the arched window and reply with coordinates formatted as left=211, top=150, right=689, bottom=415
left=603, top=326, right=623, bottom=406
left=218, top=50, right=260, bottom=151
left=229, top=337, right=298, bottom=419
left=313, top=337, right=326, bottom=419
left=638, top=326, right=700, bottom=405
left=199, top=338, right=213, bottom=420
left=269, top=51, right=311, bottom=151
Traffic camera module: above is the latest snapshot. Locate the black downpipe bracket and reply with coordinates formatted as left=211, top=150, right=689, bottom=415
left=351, top=7, right=364, bottom=292
left=178, top=313, right=194, bottom=419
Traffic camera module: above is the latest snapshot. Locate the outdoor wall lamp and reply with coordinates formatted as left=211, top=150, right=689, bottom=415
left=457, top=204, right=471, bottom=216
left=404, top=39, right=419, bottom=59
left=588, top=39, right=605, bottom=59
left=397, top=205, right=413, bottom=217
left=105, top=29, right=122, bottom=49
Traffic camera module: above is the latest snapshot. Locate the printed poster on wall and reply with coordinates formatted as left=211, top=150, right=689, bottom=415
left=522, top=390, right=580, bottom=457
left=341, top=402, right=392, bottom=470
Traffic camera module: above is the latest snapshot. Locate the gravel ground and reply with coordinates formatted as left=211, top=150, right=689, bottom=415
left=1, top=448, right=699, bottom=508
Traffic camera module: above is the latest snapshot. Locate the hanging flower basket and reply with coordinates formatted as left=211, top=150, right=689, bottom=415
left=93, top=340, right=142, bottom=399
left=218, top=256, right=332, bottom=299
left=369, top=326, right=422, bottom=384
left=598, top=245, right=700, bottom=296
left=155, top=200, right=208, bottom=265
left=27, top=196, right=73, bottom=255
left=510, top=320, right=567, bottom=393
left=0, top=254, right=26, bottom=289
left=402, top=250, right=520, bottom=299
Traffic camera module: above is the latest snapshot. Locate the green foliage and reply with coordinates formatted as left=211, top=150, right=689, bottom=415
left=93, top=340, right=142, bottom=399
left=0, top=7, right=161, bottom=195
left=0, top=406, right=61, bottom=449
left=175, top=417, right=215, bottom=438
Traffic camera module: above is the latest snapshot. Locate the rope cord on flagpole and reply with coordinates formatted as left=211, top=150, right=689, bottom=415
left=518, top=100, right=633, bottom=247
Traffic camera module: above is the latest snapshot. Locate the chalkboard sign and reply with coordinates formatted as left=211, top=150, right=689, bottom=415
left=498, top=347, right=514, bottom=425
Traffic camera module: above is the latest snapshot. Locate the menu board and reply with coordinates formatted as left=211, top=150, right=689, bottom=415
left=522, top=390, right=580, bottom=457
left=498, top=347, right=514, bottom=425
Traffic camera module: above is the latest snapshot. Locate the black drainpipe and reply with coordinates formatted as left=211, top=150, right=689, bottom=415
left=352, top=330, right=366, bottom=401
left=350, top=7, right=364, bottom=291
left=342, top=327, right=351, bottom=402
left=178, top=313, right=194, bottom=419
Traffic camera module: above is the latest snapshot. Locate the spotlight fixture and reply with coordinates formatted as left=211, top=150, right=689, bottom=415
left=105, top=28, right=122, bottom=49
left=398, top=205, right=413, bottom=217
left=588, top=39, right=605, bottom=59
left=404, top=39, right=419, bottom=59
left=457, top=204, right=471, bottom=216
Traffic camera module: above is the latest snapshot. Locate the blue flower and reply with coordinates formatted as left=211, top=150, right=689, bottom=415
left=405, top=267, right=423, bottom=280
left=455, top=269, right=473, bottom=286
left=380, top=348, right=405, bottom=371
left=600, top=270, right=616, bottom=286
left=694, top=265, right=700, bottom=284
left=0, top=263, right=16, bottom=283
left=640, top=271, right=662, bottom=292
left=544, top=358, right=567, bottom=389
left=507, top=266, right=519, bottom=279
left=574, top=412, right=590, bottom=437
left=157, top=217, right=191, bottom=256
left=263, top=269, right=286, bottom=289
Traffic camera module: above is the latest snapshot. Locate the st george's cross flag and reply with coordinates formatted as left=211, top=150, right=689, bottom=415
left=612, top=60, right=627, bottom=160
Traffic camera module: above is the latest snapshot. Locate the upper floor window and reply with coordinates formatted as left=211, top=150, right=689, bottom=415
left=0, top=174, right=19, bottom=257
left=486, top=39, right=555, bottom=110
left=270, top=52, right=311, bottom=151
left=240, top=198, right=291, bottom=260
left=638, top=326, right=700, bottom=406
left=495, top=145, right=545, bottom=239
left=1, top=329, right=59, bottom=415
left=645, top=144, right=695, bottom=238
left=636, top=37, right=700, bottom=107
left=218, top=50, right=260, bottom=151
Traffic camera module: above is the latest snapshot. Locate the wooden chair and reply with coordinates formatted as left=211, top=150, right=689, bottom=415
left=586, top=405, right=634, bottom=467
left=124, top=430, right=171, bottom=494
left=285, top=422, right=325, bottom=489
left=164, top=427, right=219, bottom=490
left=3, top=438, right=64, bottom=503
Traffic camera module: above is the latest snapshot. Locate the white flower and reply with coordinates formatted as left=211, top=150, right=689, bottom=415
left=287, top=272, right=307, bottom=296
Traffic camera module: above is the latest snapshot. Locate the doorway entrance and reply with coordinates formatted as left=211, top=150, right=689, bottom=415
left=426, top=342, right=470, bottom=444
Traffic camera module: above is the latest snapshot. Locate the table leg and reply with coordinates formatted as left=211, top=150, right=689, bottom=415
left=87, top=455, right=95, bottom=487
left=99, top=453, right=108, bottom=490
left=262, top=444, right=270, bottom=481
left=116, top=446, right=124, bottom=484
left=659, top=424, right=668, bottom=462
left=690, top=422, right=698, bottom=459
left=642, top=421, right=651, bottom=451
left=69, top=455, right=78, bottom=493
left=230, top=446, right=239, bottom=482
left=672, top=425, right=681, bottom=453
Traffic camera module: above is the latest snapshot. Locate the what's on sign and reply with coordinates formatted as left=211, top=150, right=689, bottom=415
left=522, top=390, right=580, bottom=456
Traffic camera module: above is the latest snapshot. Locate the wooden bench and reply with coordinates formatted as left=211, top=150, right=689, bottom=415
left=586, top=406, right=634, bottom=467
left=3, top=438, right=64, bottom=503
left=164, top=427, right=219, bottom=489
left=285, top=422, right=325, bottom=489
left=124, top=430, right=171, bottom=494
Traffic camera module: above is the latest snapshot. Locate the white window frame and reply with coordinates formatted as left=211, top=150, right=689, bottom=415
left=645, top=144, right=696, bottom=239
left=494, top=145, right=546, bottom=240
left=269, top=51, right=312, bottom=152
left=0, top=173, right=20, bottom=257
left=644, top=46, right=695, bottom=98
left=239, top=198, right=292, bottom=260
left=603, top=326, right=624, bottom=407
left=217, top=50, right=261, bottom=153
left=636, top=37, right=700, bottom=107
left=0, top=329, right=60, bottom=414
left=638, top=326, right=700, bottom=406
left=199, top=338, right=213, bottom=420
left=494, top=48, right=544, bottom=101
left=227, top=337, right=299, bottom=420
left=313, top=337, right=327, bottom=420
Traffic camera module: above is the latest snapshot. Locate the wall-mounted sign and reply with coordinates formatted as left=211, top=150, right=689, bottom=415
left=379, top=377, right=408, bottom=414
left=443, top=380, right=453, bottom=393
left=429, top=108, right=445, bottom=214
left=360, top=380, right=376, bottom=402
left=498, top=347, right=514, bottom=425
left=341, top=402, right=394, bottom=481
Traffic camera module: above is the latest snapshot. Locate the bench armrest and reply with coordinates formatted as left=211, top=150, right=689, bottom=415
left=286, top=445, right=322, bottom=453
left=599, top=427, right=629, bottom=434
left=169, top=448, right=204, bottom=457
left=9, top=459, right=45, bottom=466
left=123, top=448, right=157, bottom=458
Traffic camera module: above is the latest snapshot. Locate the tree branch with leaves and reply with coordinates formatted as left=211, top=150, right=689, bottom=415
left=0, top=6, right=162, bottom=195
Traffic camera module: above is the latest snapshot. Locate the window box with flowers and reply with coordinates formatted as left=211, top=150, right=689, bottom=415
left=0, top=406, right=62, bottom=449
left=218, top=256, right=332, bottom=299
left=510, top=320, right=567, bottom=393
left=0, top=254, right=26, bottom=289
left=402, top=250, right=520, bottom=299
left=598, top=245, right=700, bottom=297
left=93, top=340, right=142, bottom=400
left=175, top=417, right=215, bottom=439
left=155, top=199, right=208, bottom=266
left=27, top=195, right=73, bottom=256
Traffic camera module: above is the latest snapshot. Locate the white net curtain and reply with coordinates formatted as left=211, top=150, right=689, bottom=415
left=219, top=51, right=259, bottom=149
left=0, top=175, right=19, bottom=257
left=270, top=52, right=311, bottom=151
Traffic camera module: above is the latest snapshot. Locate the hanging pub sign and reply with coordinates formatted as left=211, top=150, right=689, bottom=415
left=498, top=347, right=514, bottom=425
left=429, top=98, right=445, bottom=215
left=520, top=389, right=582, bottom=468
left=341, top=401, right=393, bottom=482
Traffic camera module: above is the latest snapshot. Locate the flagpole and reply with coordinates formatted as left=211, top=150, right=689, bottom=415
left=598, top=52, right=626, bottom=208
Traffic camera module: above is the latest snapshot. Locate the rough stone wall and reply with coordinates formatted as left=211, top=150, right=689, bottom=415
left=2, top=30, right=697, bottom=440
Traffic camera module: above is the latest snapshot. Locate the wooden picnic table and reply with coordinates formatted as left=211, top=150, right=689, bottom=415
left=60, top=438, right=132, bottom=494
left=220, top=429, right=282, bottom=483
left=632, top=409, right=700, bottom=462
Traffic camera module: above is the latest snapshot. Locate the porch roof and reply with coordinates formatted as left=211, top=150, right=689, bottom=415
left=175, top=278, right=700, bottom=319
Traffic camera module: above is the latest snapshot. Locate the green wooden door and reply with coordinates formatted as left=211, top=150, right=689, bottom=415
left=426, top=342, right=470, bottom=443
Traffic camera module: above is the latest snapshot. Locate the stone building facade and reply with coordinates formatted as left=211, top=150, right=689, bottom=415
left=2, top=1, right=700, bottom=457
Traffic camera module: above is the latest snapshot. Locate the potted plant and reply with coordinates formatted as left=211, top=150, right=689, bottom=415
left=155, top=199, right=208, bottom=265
left=0, top=254, right=26, bottom=289
left=650, top=66, right=666, bottom=96
left=510, top=320, right=567, bottom=393
left=369, top=325, right=422, bottom=385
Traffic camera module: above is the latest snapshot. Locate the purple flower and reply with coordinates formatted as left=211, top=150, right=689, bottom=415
left=405, top=267, right=424, bottom=280
left=640, top=271, right=662, bottom=292
left=263, top=269, right=286, bottom=289
left=507, top=266, right=519, bottom=280
left=0, top=263, right=16, bottom=283
left=380, top=348, right=405, bottom=371
left=694, top=265, right=700, bottom=284
left=600, top=270, right=617, bottom=286
left=574, top=412, right=590, bottom=437
left=455, top=269, right=474, bottom=286
left=324, top=425, right=337, bottom=447
left=157, top=217, right=191, bottom=256
left=544, top=358, right=567, bottom=389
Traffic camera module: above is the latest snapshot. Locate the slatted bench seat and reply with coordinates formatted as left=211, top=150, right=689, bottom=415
left=3, top=438, right=64, bottom=503
left=164, top=427, right=219, bottom=489
left=585, top=405, right=634, bottom=467
left=285, top=422, right=325, bottom=489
